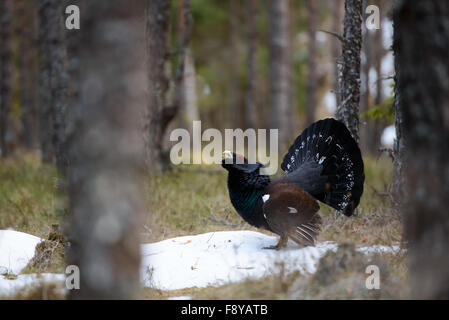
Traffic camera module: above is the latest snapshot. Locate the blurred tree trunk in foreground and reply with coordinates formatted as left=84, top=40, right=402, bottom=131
left=0, top=0, right=12, bottom=158
left=268, top=0, right=292, bottom=149
left=145, top=0, right=192, bottom=173
left=67, top=1, right=145, bottom=299
left=394, top=1, right=449, bottom=299
left=337, top=0, right=362, bottom=143
left=305, top=0, right=317, bottom=127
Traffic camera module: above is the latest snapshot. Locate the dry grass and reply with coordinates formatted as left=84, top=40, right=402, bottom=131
left=0, top=151, right=58, bottom=238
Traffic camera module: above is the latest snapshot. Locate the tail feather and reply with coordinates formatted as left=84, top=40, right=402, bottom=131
left=281, top=118, right=364, bottom=216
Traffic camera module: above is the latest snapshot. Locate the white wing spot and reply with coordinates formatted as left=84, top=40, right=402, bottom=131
left=288, top=207, right=297, bottom=214
left=262, top=194, right=270, bottom=203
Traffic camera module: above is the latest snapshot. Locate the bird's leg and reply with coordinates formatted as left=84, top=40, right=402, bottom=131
left=263, top=235, right=288, bottom=250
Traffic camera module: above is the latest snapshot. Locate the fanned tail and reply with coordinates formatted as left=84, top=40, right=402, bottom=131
left=281, top=118, right=365, bottom=216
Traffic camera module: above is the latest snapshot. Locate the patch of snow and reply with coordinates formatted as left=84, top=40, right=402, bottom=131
left=168, top=295, right=192, bottom=300
left=0, top=229, right=402, bottom=295
left=359, top=244, right=401, bottom=254
left=141, top=230, right=338, bottom=290
left=0, top=230, right=42, bottom=275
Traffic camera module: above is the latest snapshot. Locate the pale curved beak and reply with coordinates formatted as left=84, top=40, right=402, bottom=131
left=222, top=150, right=233, bottom=160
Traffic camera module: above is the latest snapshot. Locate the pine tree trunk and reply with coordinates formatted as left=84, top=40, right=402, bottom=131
left=394, top=0, right=449, bottom=299
left=337, top=0, right=362, bottom=142
left=145, top=0, right=191, bottom=173
left=268, top=0, right=292, bottom=149
left=66, top=0, right=145, bottom=299
left=305, top=0, right=318, bottom=126
left=37, top=0, right=54, bottom=162
left=0, top=0, right=12, bottom=158
left=392, top=16, right=405, bottom=206
left=145, top=0, right=170, bottom=173
left=16, top=0, right=38, bottom=150
left=48, top=0, right=68, bottom=175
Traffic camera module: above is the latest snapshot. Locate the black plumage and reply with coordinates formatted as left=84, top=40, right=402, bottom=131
left=222, top=118, right=365, bottom=249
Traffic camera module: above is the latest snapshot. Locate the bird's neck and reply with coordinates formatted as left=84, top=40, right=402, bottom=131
left=226, top=172, right=269, bottom=224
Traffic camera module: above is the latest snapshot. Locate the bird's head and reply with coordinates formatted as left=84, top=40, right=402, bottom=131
left=221, top=150, right=263, bottom=174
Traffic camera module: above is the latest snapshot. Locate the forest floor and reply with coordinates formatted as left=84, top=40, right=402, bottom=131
left=0, top=151, right=407, bottom=299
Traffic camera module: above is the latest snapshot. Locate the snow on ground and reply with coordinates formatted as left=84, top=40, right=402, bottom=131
left=0, top=229, right=400, bottom=296
left=141, top=231, right=338, bottom=290
left=141, top=231, right=400, bottom=290
left=0, top=230, right=42, bottom=275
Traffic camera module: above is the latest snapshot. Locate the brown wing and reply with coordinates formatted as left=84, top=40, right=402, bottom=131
left=262, top=182, right=322, bottom=246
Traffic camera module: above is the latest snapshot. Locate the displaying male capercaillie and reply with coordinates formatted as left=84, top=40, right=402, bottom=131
left=221, top=118, right=365, bottom=249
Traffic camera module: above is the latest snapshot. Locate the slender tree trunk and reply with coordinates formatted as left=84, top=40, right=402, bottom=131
left=337, top=0, right=362, bottom=142
left=0, top=0, right=12, bottom=158
left=145, top=0, right=170, bottom=173
left=37, top=0, right=54, bottom=162
left=306, top=0, right=318, bottom=126
left=145, top=0, right=192, bottom=173
left=67, top=0, right=145, bottom=299
left=38, top=0, right=68, bottom=170
left=394, top=0, right=449, bottom=299
left=48, top=0, right=68, bottom=175
left=268, top=0, right=291, bottom=149
left=332, top=0, right=343, bottom=108
left=16, top=0, right=38, bottom=150
left=392, top=17, right=405, bottom=206
left=245, top=0, right=258, bottom=129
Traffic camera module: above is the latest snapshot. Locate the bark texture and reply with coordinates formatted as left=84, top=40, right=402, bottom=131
left=337, top=0, right=362, bottom=143
left=392, top=16, right=405, bottom=205
left=145, top=0, right=192, bottom=173
left=245, top=0, right=258, bottom=129
left=37, top=0, right=54, bottom=162
left=394, top=0, right=449, bottom=299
